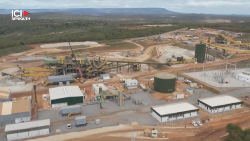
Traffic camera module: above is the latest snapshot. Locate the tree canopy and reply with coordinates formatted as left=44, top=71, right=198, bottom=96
left=224, top=123, right=250, bottom=141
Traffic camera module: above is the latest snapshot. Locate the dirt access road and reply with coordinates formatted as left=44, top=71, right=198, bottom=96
left=29, top=109, right=250, bottom=141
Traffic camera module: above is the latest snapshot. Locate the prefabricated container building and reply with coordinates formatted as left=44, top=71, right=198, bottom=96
left=49, top=86, right=84, bottom=108
left=236, top=73, right=250, bottom=83
left=5, top=119, right=50, bottom=140
left=151, top=102, right=199, bottom=122
left=100, top=74, right=110, bottom=81
left=124, top=79, right=138, bottom=89
left=0, top=88, right=11, bottom=102
left=75, top=116, right=87, bottom=126
left=59, top=105, right=82, bottom=116
left=198, top=95, right=243, bottom=114
left=0, top=99, right=31, bottom=124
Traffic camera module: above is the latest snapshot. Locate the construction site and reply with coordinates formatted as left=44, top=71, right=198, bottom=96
left=0, top=27, right=250, bottom=141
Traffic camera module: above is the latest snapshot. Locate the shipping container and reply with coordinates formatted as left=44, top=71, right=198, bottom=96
left=95, top=119, right=101, bottom=125
left=75, top=116, right=87, bottom=127
left=59, top=105, right=82, bottom=116
left=186, top=88, right=194, bottom=94
left=190, top=83, right=198, bottom=88
left=176, top=94, right=184, bottom=99
left=177, top=77, right=184, bottom=81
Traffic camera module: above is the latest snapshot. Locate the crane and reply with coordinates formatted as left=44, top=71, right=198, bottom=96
left=69, top=42, right=84, bottom=82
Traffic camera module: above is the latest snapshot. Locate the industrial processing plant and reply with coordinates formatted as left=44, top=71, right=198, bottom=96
left=0, top=24, right=250, bottom=141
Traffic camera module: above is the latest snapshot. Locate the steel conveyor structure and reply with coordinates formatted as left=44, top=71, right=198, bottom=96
left=217, top=34, right=250, bottom=46
left=202, top=41, right=250, bottom=54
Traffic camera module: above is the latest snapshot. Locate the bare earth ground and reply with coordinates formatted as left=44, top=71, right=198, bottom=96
left=1, top=28, right=250, bottom=141
left=27, top=108, right=250, bottom=141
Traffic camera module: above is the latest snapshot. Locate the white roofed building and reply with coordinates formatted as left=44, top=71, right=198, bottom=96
left=49, top=86, right=83, bottom=108
left=0, top=88, right=11, bottom=102
left=5, top=119, right=50, bottom=140
left=100, top=74, right=110, bottom=81
left=198, top=95, right=243, bottom=114
left=151, top=102, right=199, bottom=122
left=236, top=73, right=250, bottom=83
left=124, top=79, right=138, bottom=89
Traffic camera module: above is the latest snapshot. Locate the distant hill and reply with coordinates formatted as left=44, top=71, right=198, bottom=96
left=0, top=8, right=178, bottom=15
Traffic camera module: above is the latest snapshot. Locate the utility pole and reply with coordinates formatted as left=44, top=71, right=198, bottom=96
left=98, top=87, right=103, bottom=109
left=33, top=85, right=37, bottom=104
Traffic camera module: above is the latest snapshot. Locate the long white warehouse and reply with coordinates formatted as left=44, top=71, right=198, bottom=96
left=5, top=119, right=50, bottom=140
left=151, top=102, right=199, bottom=122
left=198, top=95, right=243, bottom=114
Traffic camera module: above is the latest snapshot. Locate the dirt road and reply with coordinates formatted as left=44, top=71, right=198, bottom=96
left=29, top=110, right=250, bottom=141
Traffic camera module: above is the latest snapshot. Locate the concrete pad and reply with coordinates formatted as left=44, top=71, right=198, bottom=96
left=184, top=69, right=250, bottom=88
left=157, top=46, right=195, bottom=63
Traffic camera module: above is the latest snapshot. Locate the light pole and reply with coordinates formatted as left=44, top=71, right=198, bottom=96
left=193, top=62, right=197, bottom=72
left=203, top=61, right=205, bottom=71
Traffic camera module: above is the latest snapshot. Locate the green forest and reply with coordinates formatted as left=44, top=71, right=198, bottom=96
left=0, top=13, right=250, bottom=56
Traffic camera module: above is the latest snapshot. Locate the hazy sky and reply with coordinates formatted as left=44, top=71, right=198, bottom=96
left=1, top=0, right=249, bottom=15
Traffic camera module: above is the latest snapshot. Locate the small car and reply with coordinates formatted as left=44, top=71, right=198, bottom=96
left=191, top=121, right=198, bottom=127
left=197, top=121, right=203, bottom=126
left=67, top=124, right=72, bottom=129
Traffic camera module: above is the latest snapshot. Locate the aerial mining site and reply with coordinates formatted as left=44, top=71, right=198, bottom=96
left=0, top=26, right=250, bottom=141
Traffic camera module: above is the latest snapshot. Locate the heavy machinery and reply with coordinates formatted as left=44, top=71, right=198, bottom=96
left=166, top=57, right=197, bottom=66
left=69, top=42, right=84, bottom=82
left=21, top=73, right=51, bottom=78
left=68, top=111, right=82, bottom=117
left=1, top=72, right=23, bottom=80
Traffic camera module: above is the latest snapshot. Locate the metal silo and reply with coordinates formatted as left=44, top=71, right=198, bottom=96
left=195, top=44, right=206, bottom=63
left=154, top=73, right=176, bottom=93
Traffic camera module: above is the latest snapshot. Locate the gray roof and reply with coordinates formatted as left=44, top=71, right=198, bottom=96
left=47, top=75, right=74, bottom=82
left=4, top=119, right=50, bottom=132
left=75, top=115, right=86, bottom=120
left=154, top=73, right=176, bottom=79
left=100, top=74, right=110, bottom=77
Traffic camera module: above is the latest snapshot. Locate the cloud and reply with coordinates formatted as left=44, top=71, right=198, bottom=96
left=0, top=0, right=249, bottom=15
left=186, top=0, right=250, bottom=7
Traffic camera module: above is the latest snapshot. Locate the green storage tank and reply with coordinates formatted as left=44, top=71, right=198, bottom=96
left=154, top=73, right=176, bottom=93
left=195, top=44, right=206, bottom=63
